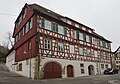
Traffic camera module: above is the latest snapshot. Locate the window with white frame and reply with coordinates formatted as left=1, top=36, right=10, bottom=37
left=58, top=42, right=64, bottom=52
left=58, top=25, right=64, bottom=35
left=80, top=63, right=84, bottom=74
left=79, top=47, right=84, bottom=55
left=44, top=38, right=51, bottom=50
left=45, top=19, right=51, bottom=30
left=70, top=45, right=74, bottom=53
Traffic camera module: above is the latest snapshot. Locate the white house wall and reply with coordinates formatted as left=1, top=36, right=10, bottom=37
left=40, top=57, right=98, bottom=78
left=6, top=50, right=15, bottom=72
left=15, top=58, right=35, bottom=78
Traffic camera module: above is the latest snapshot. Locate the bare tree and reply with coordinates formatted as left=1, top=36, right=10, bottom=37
left=7, top=31, right=14, bottom=47
left=2, top=31, right=14, bottom=49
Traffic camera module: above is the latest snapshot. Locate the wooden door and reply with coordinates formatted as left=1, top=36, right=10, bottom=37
left=67, top=65, right=74, bottom=77
left=44, top=62, right=61, bottom=79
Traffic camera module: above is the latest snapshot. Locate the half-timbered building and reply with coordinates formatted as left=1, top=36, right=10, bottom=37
left=113, top=46, right=120, bottom=70
left=12, top=3, right=112, bottom=79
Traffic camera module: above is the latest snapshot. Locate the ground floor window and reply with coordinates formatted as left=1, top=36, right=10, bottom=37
left=101, top=64, right=104, bottom=69
left=16, top=63, right=22, bottom=71
left=80, top=63, right=84, bottom=74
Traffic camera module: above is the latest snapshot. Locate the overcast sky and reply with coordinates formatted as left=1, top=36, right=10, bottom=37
left=0, top=0, right=120, bottom=51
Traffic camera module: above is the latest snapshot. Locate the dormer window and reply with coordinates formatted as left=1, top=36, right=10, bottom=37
left=82, top=26, right=86, bottom=31
left=67, top=19, right=72, bottom=25
left=88, top=29, right=92, bottom=33
left=75, top=23, right=79, bottom=28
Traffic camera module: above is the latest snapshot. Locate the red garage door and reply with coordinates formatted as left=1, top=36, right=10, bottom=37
left=44, top=62, right=61, bottom=79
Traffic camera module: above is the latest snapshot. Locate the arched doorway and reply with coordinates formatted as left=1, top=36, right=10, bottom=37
left=88, top=65, right=95, bottom=75
left=67, top=65, right=74, bottom=77
left=44, top=62, right=62, bottom=79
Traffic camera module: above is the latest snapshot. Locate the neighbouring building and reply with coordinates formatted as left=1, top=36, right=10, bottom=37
left=6, top=47, right=16, bottom=72
left=7, top=3, right=112, bottom=79
left=114, top=46, right=120, bottom=70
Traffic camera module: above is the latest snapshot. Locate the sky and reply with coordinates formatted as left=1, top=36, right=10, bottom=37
left=0, top=0, right=120, bottom=51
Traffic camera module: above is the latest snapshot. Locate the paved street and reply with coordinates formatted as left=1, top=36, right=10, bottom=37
left=0, top=63, right=120, bottom=84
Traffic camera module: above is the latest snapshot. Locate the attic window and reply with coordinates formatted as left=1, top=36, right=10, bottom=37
left=47, top=10, right=51, bottom=13
left=67, top=20, right=72, bottom=25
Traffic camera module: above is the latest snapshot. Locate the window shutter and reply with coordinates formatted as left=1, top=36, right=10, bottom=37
left=64, top=27, right=67, bottom=36
left=56, top=24, right=58, bottom=32
left=41, top=18, right=45, bottom=28
left=76, top=30, right=79, bottom=39
left=83, top=33, right=86, bottom=42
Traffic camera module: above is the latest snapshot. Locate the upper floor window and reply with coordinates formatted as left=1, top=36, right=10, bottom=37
left=15, top=22, right=18, bottom=29
left=86, top=35, right=92, bottom=43
left=44, top=38, right=51, bottom=50
left=25, top=22, right=29, bottom=33
left=52, top=22, right=58, bottom=32
left=23, top=8, right=27, bottom=18
left=70, top=45, right=74, bottom=53
left=45, top=19, right=51, bottom=30
left=30, top=17, right=33, bottom=29
left=100, top=40, right=103, bottom=47
left=15, top=32, right=20, bottom=42
left=41, top=18, right=51, bottom=31
left=67, top=19, right=72, bottom=25
left=58, top=42, right=64, bottom=52
left=19, top=15, right=22, bottom=24
left=79, top=47, right=84, bottom=55
left=58, top=25, right=64, bottom=35
left=76, top=31, right=84, bottom=41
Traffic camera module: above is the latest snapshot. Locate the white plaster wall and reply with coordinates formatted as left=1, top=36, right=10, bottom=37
left=15, top=58, right=35, bottom=78
left=40, top=57, right=98, bottom=78
left=6, top=50, right=15, bottom=72
left=96, top=62, right=111, bottom=75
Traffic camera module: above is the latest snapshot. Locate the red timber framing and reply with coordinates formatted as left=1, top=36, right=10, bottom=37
left=36, top=15, right=111, bottom=64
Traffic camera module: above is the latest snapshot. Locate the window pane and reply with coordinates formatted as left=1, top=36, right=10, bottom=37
left=58, top=25, right=64, bottom=35
left=30, top=18, right=33, bottom=29
left=79, top=48, right=84, bottom=55
left=45, top=19, right=51, bottom=30
left=79, top=32, right=84, bottom=40
left=64, top=27, right=67, bottom=36
left=58, top=42, right=64, bottom=52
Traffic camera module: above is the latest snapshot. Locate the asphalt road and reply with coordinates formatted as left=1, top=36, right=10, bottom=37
left=1, top=63, right=120, bottom=84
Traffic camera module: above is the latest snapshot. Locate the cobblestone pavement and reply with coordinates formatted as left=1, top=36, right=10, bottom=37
left=1, top=63, right=120, bottom=84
